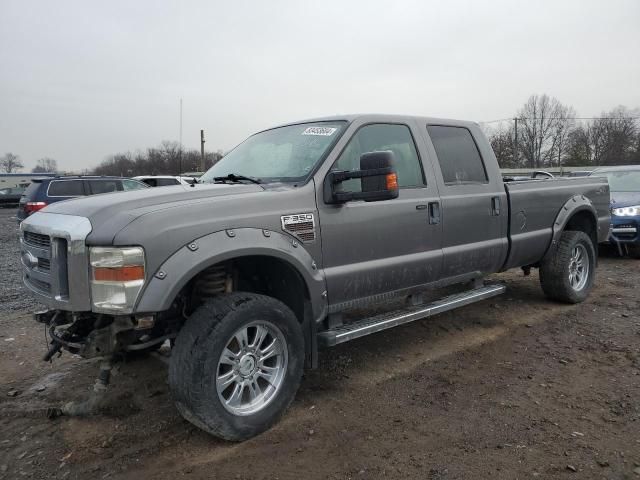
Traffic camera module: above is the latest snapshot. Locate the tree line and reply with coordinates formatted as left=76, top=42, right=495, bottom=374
left=0, top=142, right=223, bottom=176
left=486, top=94, right=640, bottom=169
left=92, top=141, right=223, bottom=177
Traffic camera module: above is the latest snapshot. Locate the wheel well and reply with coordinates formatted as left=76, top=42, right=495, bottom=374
left=186, top=256, right=310, bottom=324
left=564, top=210, right=597, bottom=248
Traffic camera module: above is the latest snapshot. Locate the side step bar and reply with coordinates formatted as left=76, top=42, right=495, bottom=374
left=318, top=284, right=506, bottom=347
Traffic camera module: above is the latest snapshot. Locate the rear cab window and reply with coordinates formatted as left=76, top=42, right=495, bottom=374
left=47, top=180, right=86, bottom=197
left=426, top=125, right=488, bottom=185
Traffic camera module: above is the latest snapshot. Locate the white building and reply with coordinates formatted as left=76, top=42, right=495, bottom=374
left=0, top=173, right=55, bottom=188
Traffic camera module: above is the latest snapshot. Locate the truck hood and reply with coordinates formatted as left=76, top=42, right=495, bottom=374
left=27, top=179, right=319, bottom=282
left=42, top=182, right=264, bottom=242
left=610, top=191, right=640, bottom=208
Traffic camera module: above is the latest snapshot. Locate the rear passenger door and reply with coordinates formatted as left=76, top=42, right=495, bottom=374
left=423, top=124, right=507, bottom=280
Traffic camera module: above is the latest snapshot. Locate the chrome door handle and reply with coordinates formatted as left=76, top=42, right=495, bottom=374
left=428, top=202, right=440, bottom=225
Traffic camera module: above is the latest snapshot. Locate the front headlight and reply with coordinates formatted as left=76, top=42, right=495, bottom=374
left=90, top=246, right=145, bottom=314
left=612, top=205, right=640, bottom=216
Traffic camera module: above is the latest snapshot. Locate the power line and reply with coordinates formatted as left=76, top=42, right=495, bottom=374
left=482, top=116, right=640, bottom=124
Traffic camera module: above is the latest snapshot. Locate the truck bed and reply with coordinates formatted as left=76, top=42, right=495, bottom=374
left=502, top=176, right=610, bottom=271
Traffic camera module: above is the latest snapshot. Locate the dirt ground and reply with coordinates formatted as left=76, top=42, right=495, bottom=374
left=1, top=210, right=639, bottom=480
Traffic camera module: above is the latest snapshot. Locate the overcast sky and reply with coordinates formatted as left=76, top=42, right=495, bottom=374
left=1, top=0, right=639, bottom=171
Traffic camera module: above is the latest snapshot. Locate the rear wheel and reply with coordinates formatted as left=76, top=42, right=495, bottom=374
left=169, top=292, right=304, bottom=441
left=627, top=244, right=640, bottom=259
left=540, top=230, right=595, bottom=304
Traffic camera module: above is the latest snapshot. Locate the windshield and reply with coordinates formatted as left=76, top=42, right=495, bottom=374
left=200, top=122, right=346, bottom=184
left=596, top=170, right=640, bottom=192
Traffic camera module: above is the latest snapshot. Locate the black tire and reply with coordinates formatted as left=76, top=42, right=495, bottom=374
left=540, top=230, right=596, bottom=304
left=169, top=292, right=304, bottom=441
left=627, top=244, right=640, bottom=259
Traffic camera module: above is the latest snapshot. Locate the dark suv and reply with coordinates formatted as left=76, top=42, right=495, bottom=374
left=17, top=176, right=148, bottom=221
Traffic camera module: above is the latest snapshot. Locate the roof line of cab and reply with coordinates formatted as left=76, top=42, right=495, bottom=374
left=265, top=113, right=480, bottom=133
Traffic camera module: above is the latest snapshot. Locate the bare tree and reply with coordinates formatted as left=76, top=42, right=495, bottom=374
left=488, top=126, right=517, bottom=168
left=551, top=105, right=576, bottom=167
left=564, top=125, right=592, bottom=166
left=592, top=106, right=638, bottom=165
left=0, top=152, right=24, bottom=173
left=32, top=157, right=58, bottom=173
left=517, top=94, right=575, bottom=168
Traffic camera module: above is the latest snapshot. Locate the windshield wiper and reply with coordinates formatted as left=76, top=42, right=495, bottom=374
left=213, top=173, right=262, bottom=185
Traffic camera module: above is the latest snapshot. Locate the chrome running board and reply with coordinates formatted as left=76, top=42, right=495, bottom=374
left=318, top=284, right=506, bottom=347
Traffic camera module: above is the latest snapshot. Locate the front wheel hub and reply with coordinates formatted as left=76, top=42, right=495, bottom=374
left=216, top=321, right=288, bottom=416
left=238, top=354, right=257, bottom=377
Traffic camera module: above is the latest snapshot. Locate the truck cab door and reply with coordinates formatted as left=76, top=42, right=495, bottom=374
left=421, top=123, right=508, bottom=281
left=316, top=120, right=443, bottom=311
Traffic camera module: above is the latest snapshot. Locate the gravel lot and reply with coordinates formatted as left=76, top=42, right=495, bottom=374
left=0, top=210, right=44, bottom=313
left=1, top=209, right=639, bottom=480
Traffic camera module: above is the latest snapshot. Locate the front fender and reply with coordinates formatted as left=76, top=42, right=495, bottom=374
left=134, top=228, right=327, bottom=321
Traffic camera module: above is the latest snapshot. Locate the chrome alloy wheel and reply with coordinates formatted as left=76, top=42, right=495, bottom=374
left=568, top=244, right=589, bottom=291
left=216, top=321, right=288, bottom=416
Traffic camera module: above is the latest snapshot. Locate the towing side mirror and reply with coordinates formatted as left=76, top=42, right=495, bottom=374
left=325, top=150, right=400, bottom=204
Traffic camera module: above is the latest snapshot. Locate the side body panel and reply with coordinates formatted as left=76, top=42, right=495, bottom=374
left=502, top=176, right=610, bottom=270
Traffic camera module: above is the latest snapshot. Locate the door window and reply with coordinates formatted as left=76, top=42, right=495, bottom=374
left=90, top=180, right=122, bottom=194
left=427, top=126, right=488, bottom=185
left=155, top=178, right=180, bottom=186
left=333, top=124, right=424, bottom=192
left=47, top=180, right=85, bottom=197
left=122, top=179, right=148, bottom=191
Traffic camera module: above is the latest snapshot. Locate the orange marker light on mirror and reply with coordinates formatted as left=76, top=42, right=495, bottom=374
left=386, top=173, right=398, bottom=190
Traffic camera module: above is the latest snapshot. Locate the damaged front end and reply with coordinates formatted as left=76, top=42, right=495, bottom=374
left=37, top=309, right=180, bottom=361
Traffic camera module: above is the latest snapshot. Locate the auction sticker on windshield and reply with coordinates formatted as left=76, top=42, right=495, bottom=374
left=302, top=126, right=337, bottom=136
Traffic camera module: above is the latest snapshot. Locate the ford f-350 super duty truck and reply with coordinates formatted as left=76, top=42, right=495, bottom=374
left=20, top=114, right=610, bottom=440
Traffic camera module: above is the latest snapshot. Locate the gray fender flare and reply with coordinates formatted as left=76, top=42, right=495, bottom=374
left=134, top=228, right=327, bottom=322
left=543, top=194, right=598, bottom=260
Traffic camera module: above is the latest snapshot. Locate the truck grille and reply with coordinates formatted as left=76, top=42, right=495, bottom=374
left=25, top=275, right=51, bottom=293
left=38, top=258, right=51, bottom=271
left=20, top=214, right=92, bottom=311
left=21, top=232, right=69, bottom=301
left=24, top=231, right=51, bottom=248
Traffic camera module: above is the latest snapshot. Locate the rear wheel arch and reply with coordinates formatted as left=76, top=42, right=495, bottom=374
left=545, top=197, right=599, bottom=261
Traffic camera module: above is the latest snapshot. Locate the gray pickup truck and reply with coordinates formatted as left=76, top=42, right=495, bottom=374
left=20, top=114, right=610, bottom=440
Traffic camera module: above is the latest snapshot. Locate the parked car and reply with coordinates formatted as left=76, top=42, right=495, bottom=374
left=20, top=114, right=609, bottom=441
left=17, top=176, right=148, bottom=221
left=0, top=186, right=26, bottom=207
left=133, top=175, right=196, bottom=187
left=590, top=165, right=640, bottom=258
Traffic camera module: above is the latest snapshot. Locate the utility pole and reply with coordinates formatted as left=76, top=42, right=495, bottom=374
left=179, top=98, right=183, bottom=176
left=200, top=129, right=206, bottom=172
left=513, top=117, right=518, bottom=166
